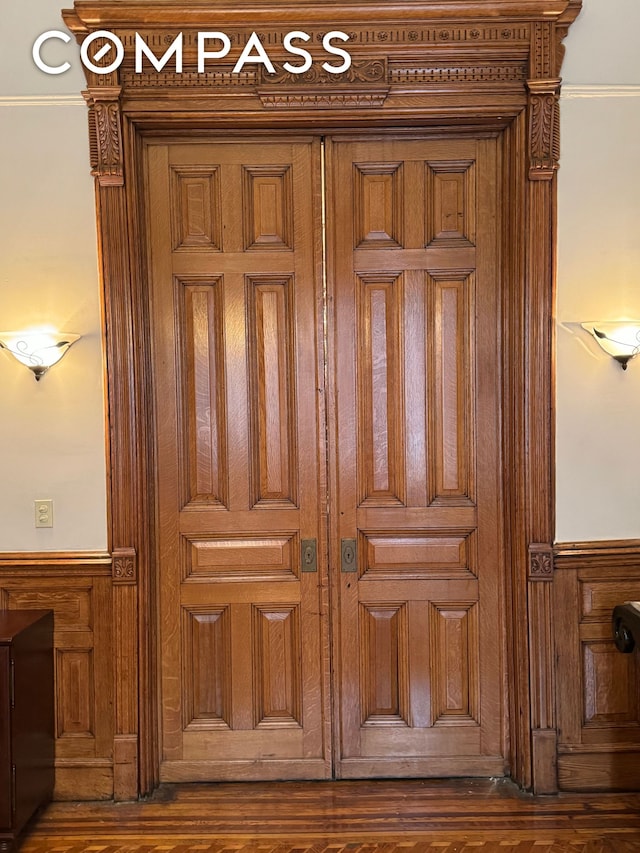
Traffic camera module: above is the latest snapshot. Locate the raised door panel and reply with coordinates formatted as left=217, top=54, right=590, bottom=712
left=329, top=136, right=505, bottom=778
left=147, top=139, right=329, bottom=781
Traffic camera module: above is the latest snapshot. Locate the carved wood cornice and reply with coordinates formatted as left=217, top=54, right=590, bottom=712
left=556, top=0, right=583, bottom=74
left=62, top=1, right=581, bottom=132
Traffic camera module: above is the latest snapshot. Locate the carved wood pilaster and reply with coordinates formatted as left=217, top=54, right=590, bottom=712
left=92, top=132, right=140, bottom=798
left=113, top=583, right=139, bottom=799
left=528, top=572, right=557, bottom=793
left=524, top=181, right=554, bottom=549
left=528, top=545, right=556, bottom=793
left=523, top=154, right=557, bottom=790
left=526, top=79, right=561, bottom=181
left=83, top=87, right=124, bottom=187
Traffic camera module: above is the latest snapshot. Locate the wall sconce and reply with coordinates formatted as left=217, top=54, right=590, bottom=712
left=0, top=330, right=81, bottom=381
left=581, top=322, right=640, bottom=371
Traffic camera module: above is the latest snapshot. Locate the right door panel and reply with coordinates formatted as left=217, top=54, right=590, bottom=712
left=328, top=136, right=506, bottom=778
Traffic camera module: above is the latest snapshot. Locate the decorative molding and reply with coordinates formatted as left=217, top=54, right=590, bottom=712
left=121, top=69, right=259, bottom=88
left=554, top=539, right=640, bottom=571
left=0, top=95, right=86, bottom=107
left=531, top=21, right=553, bottom=80
left=528, top=543, right=554, bottom=581
left=0, top=551, right=112, bottom=574
left=302, top=26, right=529, bottom=45
left=100, top=25, right=531, bottom=49
left=266, top=60, right=387, bottom=86
left=112, top=547, right=138, bottom=585
left=390, top=63, right=526, bottom=85
left=526, top=78, right=561, bottom=180
left=562, top=85, right=640, bottom=100
left=83, top=87, right=124, bottom=187
left=116, top=57, right=531, bottom=94
left=258, top=89, right=388, bottom=109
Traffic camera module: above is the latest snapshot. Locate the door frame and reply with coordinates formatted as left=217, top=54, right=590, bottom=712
left=64, top=0, right=582, bottom=799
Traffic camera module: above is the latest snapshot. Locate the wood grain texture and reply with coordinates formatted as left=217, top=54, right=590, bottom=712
left=59, top=0, right=583, bottom=797
left=328, top=136, right=504, bottom=779
left=18, top=779, right=640, bottom=852
left=148, top=139, right=329, bottom=782
left=0, top=556, right=114, bottom=801
left=554, top=541, right=640, bottom=791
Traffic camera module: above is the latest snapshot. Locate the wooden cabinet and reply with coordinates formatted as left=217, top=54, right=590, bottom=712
left=0, top=610, right=54, bottom=852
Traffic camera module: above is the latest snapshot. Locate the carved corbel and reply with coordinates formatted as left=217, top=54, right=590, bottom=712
left=526, top=79, right=561, bottom=181
left=112, top=546, right=138, bottom=585
left=528, top=542, right=554, bottom=581
left=83, top=87, right=125, bottom=187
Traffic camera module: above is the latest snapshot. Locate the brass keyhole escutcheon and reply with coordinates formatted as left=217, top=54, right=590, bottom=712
left=341, top=538, right=357, bottom=573
left=301, top=539, right=317, bottom=573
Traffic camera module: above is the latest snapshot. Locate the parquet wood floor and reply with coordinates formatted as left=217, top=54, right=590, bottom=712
left=17, top=779, right=640, bottom=853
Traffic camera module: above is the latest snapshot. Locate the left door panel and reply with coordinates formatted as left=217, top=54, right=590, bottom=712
left=146, top=138, right=330, bottom=781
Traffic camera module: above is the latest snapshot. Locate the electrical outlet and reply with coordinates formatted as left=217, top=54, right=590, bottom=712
left=35, top=499, right=53, bottom=528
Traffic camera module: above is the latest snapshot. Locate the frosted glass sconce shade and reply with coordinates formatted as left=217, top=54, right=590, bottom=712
left=0, top=330, right=81, bottom=381
left=581, top=322, right=640, bottom=371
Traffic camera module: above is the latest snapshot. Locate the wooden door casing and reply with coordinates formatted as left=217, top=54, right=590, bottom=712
left=147, top=138, right=330, bottom=781
left=63, top=0, right=583, bottom=796
left=328, top=136, right=505, bottom=778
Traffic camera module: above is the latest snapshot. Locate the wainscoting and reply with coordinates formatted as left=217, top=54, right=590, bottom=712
left=2, top=541, right=640, bottom=800
left=554, top=540, right=640, bottom=791
left=0, top=552, right=114, bottom=800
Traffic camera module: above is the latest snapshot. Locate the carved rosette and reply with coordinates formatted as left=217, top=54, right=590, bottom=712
left=112, top=547, right=138, bottom=585
left=83, top=87, right=125, bottom=187
left=526, top=79, right=561, bottom=181
left=528, top=543, right=554, bottom=581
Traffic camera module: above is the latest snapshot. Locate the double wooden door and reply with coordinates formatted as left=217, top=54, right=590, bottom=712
left=146, top=133, right=505, bottom=782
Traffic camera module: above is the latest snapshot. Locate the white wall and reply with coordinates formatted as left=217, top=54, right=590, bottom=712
left=0, top=1, right=637, bottom=551
left=556, top=1, right=640, bottom=542
left=0, top=0, right=107, bottom=551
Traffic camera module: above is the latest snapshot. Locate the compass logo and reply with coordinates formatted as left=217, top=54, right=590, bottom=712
left=32, top=29, right=352, bottom=76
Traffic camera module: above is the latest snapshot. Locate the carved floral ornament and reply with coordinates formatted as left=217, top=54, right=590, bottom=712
left=112, top=547, right=137, bottom=584
left=61, top=1, right=582, bottom=186
left=528, top=544, right=554, bottom=581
